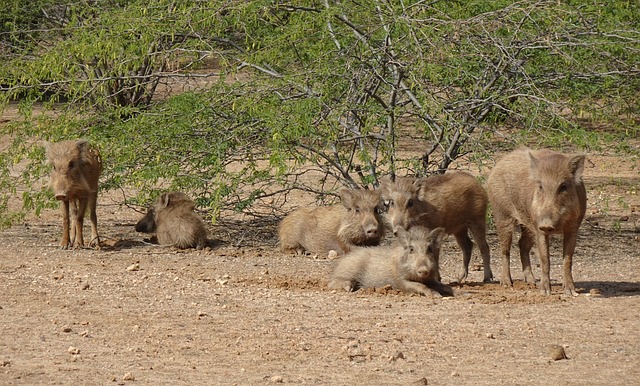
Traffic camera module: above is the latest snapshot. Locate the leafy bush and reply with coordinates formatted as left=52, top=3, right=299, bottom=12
left=1, top=0, right=638, bottom=227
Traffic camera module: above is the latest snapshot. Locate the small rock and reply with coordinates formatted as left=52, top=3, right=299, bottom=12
left=589, top=288, right=602, bottom=296
left=1, top=360, right=10, bottom=367
left=81, top=283, right=90, bottom=290
left=270, top=375, right=284, bottom=383
left=62, top=326, right=72, bottom=333
left=67, top=346, right=80, bottom=355
left=548, top=344, right=568, bottom=360
left=390, top=351, right=405, bottom=361
left=123, top=372, right=135, bottom=381
left=327, top=250, right=339, bottom=260
left=126, top=263, right=140, bottom=272
left=486, top=333, right=495, bottom=339
left=414, top=377, right=428, bottom=385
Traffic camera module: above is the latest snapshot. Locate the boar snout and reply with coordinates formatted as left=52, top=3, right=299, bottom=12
left=538, top=219, right=555, bottom=234
left=416, top=265, right=431, bottom=278
left=364, top=222, right=380, bottom=237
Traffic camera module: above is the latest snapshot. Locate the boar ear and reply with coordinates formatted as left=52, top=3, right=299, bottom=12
left=428, top=227, right=446, bottom=249
left=339, top=188, right=355, bottom=209
left=396, top=227, right=409, bottom=246
left=158, top=193, right=172, bottom=208
left=568, top=154, right=586, bottom=184
left=528, top=151, right=544, bottom=180
left=379, top=176, right=392, bottom=197
left=76, top=139, right=90, bottom=153
left=44, top=141, right=53, bottom=159
left=412, top=178, right=425, bottom=196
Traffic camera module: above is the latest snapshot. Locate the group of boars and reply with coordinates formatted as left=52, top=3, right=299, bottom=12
left=46, top=139, right=587, bottom=298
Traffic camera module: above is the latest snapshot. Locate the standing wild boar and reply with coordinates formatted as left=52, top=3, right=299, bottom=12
left=135, top=191, right=209, bottom=250
left=328, top=226, right=453, bottom=297
left=486, top=148, right=586, bottom=296
left=278, top=188, right=384, bottom=256
left=380, top=172, right=493, bottom=283
left=47, top=139, right=103, bottom=249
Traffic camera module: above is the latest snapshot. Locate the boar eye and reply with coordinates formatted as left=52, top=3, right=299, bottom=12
left=558, top=182, right=568, bottom=193
left=427, top=245, right=433, bottom=253
left=68, top=160, right=75, bottom=169
left=406, top=199, right=414, bottom=209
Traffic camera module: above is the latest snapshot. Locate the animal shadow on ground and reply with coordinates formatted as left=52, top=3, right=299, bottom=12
left=576, top=281, right=640, bottom=298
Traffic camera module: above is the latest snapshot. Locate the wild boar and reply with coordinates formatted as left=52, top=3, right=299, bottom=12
left=278, top=188, right=384, bottom=257
left=380, top=172, right=493, bottom=283
left=46, top=139, right=102, bottom=249
left=486, top=148, right=587, bottom=296
left=135, top=191, right=209, bottom=250
left=328, top=226, right=453, bottom=297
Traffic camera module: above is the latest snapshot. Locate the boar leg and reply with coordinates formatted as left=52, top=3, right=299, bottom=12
left=59, top=200, right=71, bottom=249
left=453, top=229, right=473, bottom=283
left=562, top=230, right=579, bottom=296
left=518, top=228, right=537, bottom=284
left=400, top=280, right=442, bottom=298
left=469, top=222, right=493, bottom=282
left=328, top=278, right=357, bottom=292
left=88, top=191, right=100, bottom=248
left=425, top=280, right=455, bottom=297
left=536, top=233, right=552, bottom=295
left=73, top=197, right=88, bottom=249
left=496, top=220, right=514, bottom=287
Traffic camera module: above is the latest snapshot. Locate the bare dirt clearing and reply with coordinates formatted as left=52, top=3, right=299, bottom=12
left=1, top=153, right=639, bottom=385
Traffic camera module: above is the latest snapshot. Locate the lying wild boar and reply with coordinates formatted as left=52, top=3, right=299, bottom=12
left=135, top=191, right=209, bottom=250
left=47, top=139, right=103, bottom=249
left=381, top=172, right=493, bottom=283
left=328, top=226, right=453, bottom=297
left=278, top=188, right=384, bottom=257
left=486, top=148, right=587, bottom=296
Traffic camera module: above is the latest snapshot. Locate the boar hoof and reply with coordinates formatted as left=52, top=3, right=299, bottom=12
left=563, top=287, right=579, bottom=297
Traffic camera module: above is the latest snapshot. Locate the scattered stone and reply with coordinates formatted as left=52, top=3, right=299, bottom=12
left=67, top=346, right=80, bottom=355
left=548, top=344, right=568, bottom=360
left=589, top=288, right=602, bottom=296
left=270, top=375, right=283, bottom=383
left=81, top=283, right=90, bottom=290
left=390, top=351, right=405, bottom=361
left=126, top=263, right=140, bottom=272
left=123, top=372, right=135, bottom=381
left=414, top=377, right=428, bottom=385
left=1, top=360, right=10, bottom=367
left=62, top=325, right=72, bottom=333
left=327, top=250, right=339, bottom=260
left=486, top=333, right=495, bottom=339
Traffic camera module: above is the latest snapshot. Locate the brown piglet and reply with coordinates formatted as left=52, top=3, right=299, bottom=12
left=47, top=139, right=103, bottom=249
left=381, top=172, right=493, bottom=283
left=135, top=192, right=209, bottom=250
left=328, top=226, right=453, bottom=297
left=486, top=148, right=586, bottom=296
left=278, top=188, right=384, bottom=257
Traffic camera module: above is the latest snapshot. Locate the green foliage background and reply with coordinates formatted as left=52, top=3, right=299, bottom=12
left=1, top=0, right=638, bottom=227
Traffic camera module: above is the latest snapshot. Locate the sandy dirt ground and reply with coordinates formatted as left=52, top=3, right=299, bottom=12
left=0, top=153, right=639, bottom=385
